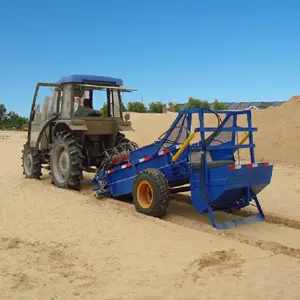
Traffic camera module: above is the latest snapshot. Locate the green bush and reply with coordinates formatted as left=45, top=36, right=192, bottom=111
left=127, top=102, right=147, bottom=113
left=173, top=104, right=181, bottom=112
left=101, top=104, right=108, bottom=117
left=149, top=102, right=163, bottom=113
left=168, top=102, right=174, bottom=109
left=0, top=104, right=28, bottom=130
left=212, top=99, right=229, bottom=110
left=168, top=101, right=181, bottom=112
left=0, top=104, right=6, bottom=120
left=101, top=103, right=127, bottom=117
left=187, top=97, right=210, bottom=109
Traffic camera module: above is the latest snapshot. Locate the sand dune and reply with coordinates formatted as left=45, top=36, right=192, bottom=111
left=1, top=96, right=300, bottom=299
left=251, top=96, right=300, bottom=164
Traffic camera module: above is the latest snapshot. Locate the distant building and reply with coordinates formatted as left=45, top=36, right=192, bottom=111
left=225, top=101, right=286, bottom=110
left=175, top=101, right=286, bottom=110
left=222, top=101, right=285, bottom=110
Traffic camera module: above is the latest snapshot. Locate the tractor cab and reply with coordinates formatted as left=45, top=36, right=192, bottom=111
left=54, top=75, right=134, bottom=120
left=29, top=75, right=136, bottom=148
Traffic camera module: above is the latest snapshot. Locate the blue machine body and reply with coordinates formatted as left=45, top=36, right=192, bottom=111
left=91, top=108, right=273, bottom=229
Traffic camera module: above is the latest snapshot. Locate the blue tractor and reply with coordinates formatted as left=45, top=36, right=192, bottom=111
left=90, top=108, right=273, bottom=229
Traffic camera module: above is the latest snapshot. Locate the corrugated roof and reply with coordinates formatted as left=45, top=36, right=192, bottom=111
left=175, top=101, right=286, bottom=110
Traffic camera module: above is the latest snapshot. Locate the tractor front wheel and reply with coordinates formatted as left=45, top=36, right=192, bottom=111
left=22, top=143, right=42, bottom=179
left=50, top=131, right=83, bottom=191
left=133, top=168, right=170, bottom=218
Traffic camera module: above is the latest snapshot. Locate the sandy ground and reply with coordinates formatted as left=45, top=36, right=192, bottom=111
left=1, top=99, right=300, bottom=299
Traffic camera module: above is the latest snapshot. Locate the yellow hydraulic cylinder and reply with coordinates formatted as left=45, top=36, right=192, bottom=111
left=172, top=131, right=196, bottom=162
left=234, top=132, right=249, bottom=153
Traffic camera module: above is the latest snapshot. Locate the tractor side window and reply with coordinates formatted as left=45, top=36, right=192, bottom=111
left=49, top=89, right=62, bottom=115
left=73, top=88, right=85, bottom=114
left=73, top=97, right=81, bottom=112
left=61, top=84, right=72, bottom=119
left=58, top=94, right=62, bottom=113
left=109, top=90, right=121, bottom=118
left=92, top=90, right=107, bottom=115
left=32, top=86, right=54, bottom=124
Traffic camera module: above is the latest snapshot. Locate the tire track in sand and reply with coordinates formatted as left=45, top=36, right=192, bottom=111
left=229, top=209, right=300, bottom=230
left=56, top=180, right=300, bottom=260
left=164, top=209, right=300, bottom=260
left=88, top=193, right=300, bottom=260
left=163, top=194, right=300, bottom=259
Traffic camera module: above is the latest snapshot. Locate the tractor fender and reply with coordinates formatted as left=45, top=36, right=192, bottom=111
left=54, top=120, right=88, bottom=135
left=117, top=124, right=134, bottom=131
left=67, top=124, right=88, bottom=131
left=117, top=120, right=134, bottom=131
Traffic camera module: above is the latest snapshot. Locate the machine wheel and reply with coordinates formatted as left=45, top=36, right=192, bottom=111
left=22, top=143, right=42, bottom=179
left=50, top=131, right=83, bottom=191
left=133, top=168, right=170, bottom=218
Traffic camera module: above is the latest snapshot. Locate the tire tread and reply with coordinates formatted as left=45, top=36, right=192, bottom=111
left=50, top=131, right=83, bottom=190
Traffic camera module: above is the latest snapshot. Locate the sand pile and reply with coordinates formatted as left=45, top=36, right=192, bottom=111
left=124, top=111, right=177, bottom=146
left=125, top=96, right=300, bottom=165
left=250, top=96, right=300, bottom=164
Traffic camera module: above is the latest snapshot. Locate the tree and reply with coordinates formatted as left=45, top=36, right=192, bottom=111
left=0, top=104, right=28, bottom=130
left=212, top=98, right=229, bottom=110
left=101, top=103, right=126, bottom=117
left=101, top=104, right=108, bottom=117
left=0, top=104, right=6, bottom=121
left=168, top=101, right=181, bottom=112
left=173, top=104, right=181, bottom=112
left=187, top=97, right=210, bottom=109
left=6, top=111, right=18, bottom=118
left=149, top=102, right=163, bottom=113
left=127, top=102, right=147, bottom=113
left=168, top=102, right=174, bottom=109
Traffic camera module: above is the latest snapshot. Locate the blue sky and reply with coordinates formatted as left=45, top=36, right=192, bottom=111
left=0, top=0, right=300, bottom=116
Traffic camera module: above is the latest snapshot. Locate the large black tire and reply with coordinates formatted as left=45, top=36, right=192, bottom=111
left=133, top=168, right=170, bottom=218
left=50, top=131, right=84, bottom=191
left=22, top=143, right=42, bottom=179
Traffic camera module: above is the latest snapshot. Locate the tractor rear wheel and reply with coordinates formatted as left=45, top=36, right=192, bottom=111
left=22, top=143, right=42, bottom=179
left=133, top=168, right=170, bottom=218
left=50, top=131, right=83, bottom=191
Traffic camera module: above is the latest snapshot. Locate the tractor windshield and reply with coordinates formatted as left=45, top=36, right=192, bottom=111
left=73, top=86, right=125, bottom=118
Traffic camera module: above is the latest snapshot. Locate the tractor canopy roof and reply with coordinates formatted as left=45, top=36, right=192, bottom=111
left=56, top=74, right=123, bottom=86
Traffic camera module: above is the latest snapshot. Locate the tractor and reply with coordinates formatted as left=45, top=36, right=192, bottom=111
left=22, top=74, right=138, bottom=190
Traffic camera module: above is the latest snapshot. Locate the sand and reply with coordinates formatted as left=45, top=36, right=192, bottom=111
left=247, top=96, right=300, bottom=165
left=1, top=96, right=300, bottom=299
